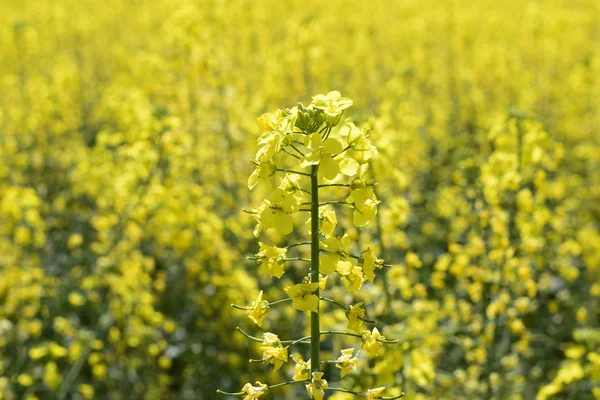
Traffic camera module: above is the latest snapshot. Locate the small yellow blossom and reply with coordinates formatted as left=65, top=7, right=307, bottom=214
left=256, top=243, right=287, bottom=278
left=335, top=348, right=359, bottom=377
left=292, top=357, right=311, bottom=381
left=246, top=290, right=270, bottom=327
left=361, top=327, right=384, bottom=356
left=284, top=283, right=320, bottom=312
left=305, top=372, right=328, bottom=400
left=17, top=374, right=34, bottom=387
left=259, top=333, right=288, bottom=371
left=241, top=381, right=269, bottom=400
left=346, top=302, right=366, bottom=332
left=363, top=387, right=386, bottom=400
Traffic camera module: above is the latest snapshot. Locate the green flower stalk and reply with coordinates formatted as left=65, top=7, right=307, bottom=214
left=219, top=91, right=403, bottom=400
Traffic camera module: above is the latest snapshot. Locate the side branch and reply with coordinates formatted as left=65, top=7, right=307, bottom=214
left=217, top=380, right=309, bottom=397
left=325, top=387, right=405, bottom=399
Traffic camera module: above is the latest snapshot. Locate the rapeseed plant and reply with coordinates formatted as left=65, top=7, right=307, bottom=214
left=219, top=93, right=403, bottom=399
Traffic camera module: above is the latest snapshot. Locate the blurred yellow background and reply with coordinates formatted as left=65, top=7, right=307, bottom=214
left=0, top=0, right=599, bottom=399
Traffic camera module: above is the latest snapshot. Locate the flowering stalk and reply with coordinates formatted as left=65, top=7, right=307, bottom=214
left=218, top=91, right=402, bottom=400
left=310, top=163, right=321, bottom=372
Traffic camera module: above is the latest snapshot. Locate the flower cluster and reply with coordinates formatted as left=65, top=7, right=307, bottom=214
left=221, top=92, right=402, bottom=399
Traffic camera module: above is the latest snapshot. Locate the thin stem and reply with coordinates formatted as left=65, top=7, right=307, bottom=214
left=236, top=327, right=262, bottom=342
left=283, top=335, right=311, bottom=348
left=320, top=297, right=348, bottom=310
left=310, top=164, right=321, bottom=372
left=284, top=257, right=311, bottom=263
left=319, top=201, right=355, bottom=207
left=268, top=298, right=292, bottom=306
left=217, top=380, right=308, bottom=397
left=232, top=298, right=292, bottom=310
left=283, top=149, right=301, bottom=159
left=286, top=241, right=311, bottom=249
left=325, top=388, right=405, bottom=399
left=318, top=183, right=377, bottom=188
left=325, top=387, right=357, bottom=395
left=320, top=330, right=398, bottom=343
left=276, top=168, right=311, bottom=177
left=320, top=297, right=376, bottom=323
left=236, top=327, right=310, bottom=346
left=332, top=145, right=352, bottom=159
left=291, top=144, right=306, bottom=157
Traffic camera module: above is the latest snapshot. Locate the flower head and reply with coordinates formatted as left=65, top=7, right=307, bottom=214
left=361, top=247, right=382, bottom=282
left=246, top=291, right=269, bottom=327
left=292, top=356, right=311, bottom=381
left=259, top=333, right=288, bottom=371
left=361, top=327, right=385, bottom=356
left=362, top=387, right=386, bottom=400
left=320, top=234, right=352, bottom=274
left=337, top=263, right=365, bottom=294
left=347, top=186, right=379, bottom=227
left=241, top=381, right=269, bottom=400
left=335, top=348, right=359, bottom=377
left=305, top=372, right=328, bottom=400
left=311, top=91, right=353, bottom=126
left=300, top=133, right=344, bottom=180
left=284, top=283, right=320, bottom=312
left=346, top=302, right=366, bottom=332
left=256, top=243, right=287, bottom=278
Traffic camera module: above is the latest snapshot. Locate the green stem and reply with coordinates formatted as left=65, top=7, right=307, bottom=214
left=325, top=388, right=405, bottom=399
left=319, top=201, right=355, bottom=207
left=217, top=380, right=308, bottom=396
left=236, top=327, right=310, bottom=345
left=310, top=164, right=320, bottom=372
left=231, top=298, right=292, bottom=310
left=276, top=168, right=311, bottom=176
left=320, top=297, right=375, bottom=323
left=286, top=241, right=312, bottom=249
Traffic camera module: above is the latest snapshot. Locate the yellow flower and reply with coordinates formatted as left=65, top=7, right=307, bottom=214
left=17, top=374, right=34, bottom=387
left=320, top=234, right=352, bottom=274
left=292, top=357, right=311, bottom=381
left=49, top=342, right=68, bottom=358
left=361, top=328, right=384, bottom=356
left=259, top=333, right=288, bottom=371
left=246, top=290, right=270, bottom=327
left=339, top=120, right=378, bottom=163
left=29, top=345, right=48, bottom=360
left=307, top=206, right=337, bottom=238
left=360, top=247, right=380, bottom=282
left=253, top=200, right=295, bottom=237
left=248, top=161, right=276, bottom=190
left=284, top=283, right=320, bottom=312
left=92, top=364, right=107, bottom=380
left=79, top=384, right=94, bottom=399
left=346, top=302, right=366, bottom=333
left=68, top=292, right=85, bottom=306
left=43, top=362, right=62, bottom=391
left=300, top=133, right=344, bottom=180
left=335, top=348, right=358, bottom=377
left=67, top=233, right=83, bottom=248
left=347, top=187, right=378, bottom=227
left=241, top=381, right=269, bottom=400
left=337, top=263, right=365, bottom=294
left=364, top=387, right=386, bottom=400
left=256, top=243, right=287, bottom=278
left=311, top=91, right=353, bottom=118
left=305, top=372, right=328, bottom=400
left=158, top=356, right=172, bottom=369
